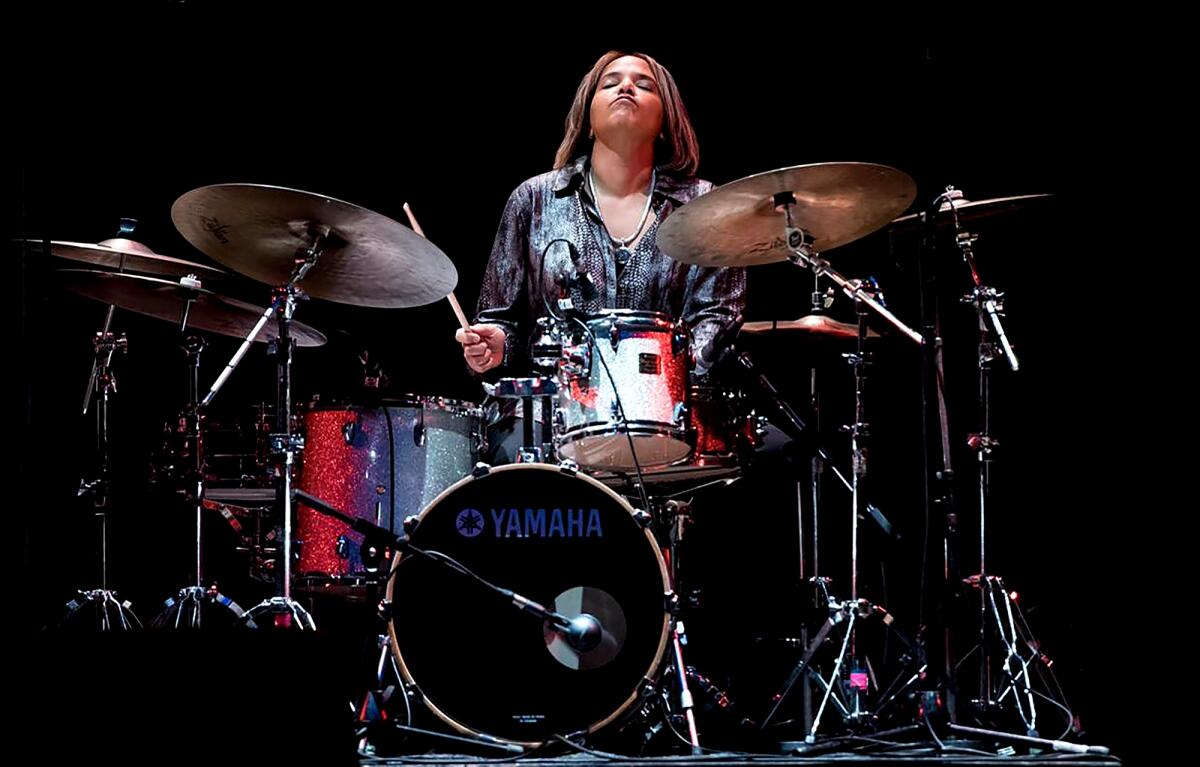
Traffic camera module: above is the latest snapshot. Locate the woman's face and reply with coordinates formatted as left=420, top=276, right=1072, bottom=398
left=588, top=55, right=664, bottom=148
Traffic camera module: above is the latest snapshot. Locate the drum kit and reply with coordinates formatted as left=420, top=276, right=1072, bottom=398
left=28, top=164, right=1083, bottom=755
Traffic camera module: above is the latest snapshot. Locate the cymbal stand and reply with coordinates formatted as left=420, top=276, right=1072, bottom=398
left=62, top=328, right=141, bottom=630
left=62, top=218, right=141, bottom=631
left=151, top=296, right=246, bottom=628
left=760, top=195, right=925, bottom=739
left=237, top=231, right=330, bottom=630
left=935, top=188, right=1070, bottom=736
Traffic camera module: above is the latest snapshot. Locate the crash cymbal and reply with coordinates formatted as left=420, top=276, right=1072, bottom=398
left=21, top=238, right=227, bottom=278
left=171, top=184, right=457, bottom=308
left=741, top=314, right=880, bottom=339
left=57, top=268, right=326, bottom=347
left=658, top=162, right=916, bottom=267
left=889, top=193, right=1052, bottom=232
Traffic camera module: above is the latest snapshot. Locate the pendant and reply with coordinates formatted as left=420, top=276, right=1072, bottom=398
left=614, top=246, right=632, bottom=267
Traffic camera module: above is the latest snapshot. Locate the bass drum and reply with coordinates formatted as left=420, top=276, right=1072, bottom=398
left=386, top=464, right=670, bottom=746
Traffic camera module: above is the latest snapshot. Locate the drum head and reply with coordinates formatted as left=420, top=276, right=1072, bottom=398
left=387, top=464, right=669, bottom=745
left=558, top=430, right=692, bottom=470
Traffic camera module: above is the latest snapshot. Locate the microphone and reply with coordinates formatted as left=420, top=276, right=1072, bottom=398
left=564, top=242, right=598, bottom=300
left=509, top=592, right=603, bottom=652
left=298, top=487, right=611, bottom=654
left=561, top=613, right=603, bottom=652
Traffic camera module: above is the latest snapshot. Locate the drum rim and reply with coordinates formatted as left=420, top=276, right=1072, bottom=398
left=305, top=394, right=484, bottom=419
left=579, top=308, right=677, bottom=330
left=556, top=423, right=692, bottom=470
left=384, top=462, right=671, bottom=747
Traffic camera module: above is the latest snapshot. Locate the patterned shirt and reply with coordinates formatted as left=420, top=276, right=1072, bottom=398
left=475, top=155, right=746, bottom=378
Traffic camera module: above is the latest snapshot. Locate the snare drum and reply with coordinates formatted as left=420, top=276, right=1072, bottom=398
left=588, top=386, right=757, bottom=487
left=554, top=310, right=690, bottom=471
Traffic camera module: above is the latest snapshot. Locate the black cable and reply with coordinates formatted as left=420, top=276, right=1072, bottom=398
left=910, top=217, right=932, bottom=641
left=385, top=650, right=413, bottom=729
left=534, top=238, right=653, bottom=515
left=652, top=692, right=751, bottom=758
left=549, top=733, right=635, bottom=760
left=1011, top=600, right=1076, bottom=737
left=386, top=544, right=502, bottom=597
left=924, top=709, right=948, bottom=752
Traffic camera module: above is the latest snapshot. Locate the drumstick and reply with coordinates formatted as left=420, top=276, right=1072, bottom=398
left=404, top=202, right=472, bottom=333
left=445, top=291, right=471, bottom=332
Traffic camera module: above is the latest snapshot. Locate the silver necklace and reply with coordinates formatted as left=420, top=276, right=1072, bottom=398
left=588, top=166, right=656, bottom=265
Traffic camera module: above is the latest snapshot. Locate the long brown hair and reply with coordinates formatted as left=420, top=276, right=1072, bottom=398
left=554, top=50, right=700, bottom=177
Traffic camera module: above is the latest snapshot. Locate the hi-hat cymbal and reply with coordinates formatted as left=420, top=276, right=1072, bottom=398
left=57, top=268, right=326, bottom=347
left=741, top=315, right=880, bottom=339
left=658, top=162, right=917, bottom=267
left=889, top=193, right=1052, bottom=232
left=171, top=184, right=457, bottom=308
left=20, top=238, right=227, bottom=278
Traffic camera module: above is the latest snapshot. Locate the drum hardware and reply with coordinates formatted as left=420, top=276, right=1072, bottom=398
left=150, top=329, right=246, bottom=629
left=48, top=217, right=317, bottom=630
left=922, top=186, right=1070, bottom=735
left=202, top=496, right=278, bottom=584
left=171, top=183, right=458, bottom=629
left=735, top=351, right=897, bottom=542
left=734, top=348, right=902, bottom=739
left=540, top=309, right=704, bottom=752
left=660, top=165, right=926, bottom=738
left=298, top=483, right=637, bottom=748
left=756, top=300, right=920, bottom=740
left=369, top=463, right=702, bottom=749
left=67, top=326, right=137, bottom=630
left=50, top=225, right=265, bottom=627
left=777, top=199, right=924, bottom=346
left=747, top=174, right=924, bottom=628
left=56, top=218, right=153, bottom=631
left=69, top=219, right=222, bottom=415
left=57, top=588, right=141, bottom=632
left=482, top=376, right=558, bottom=464
left=203, top=263, right=318, bottom=629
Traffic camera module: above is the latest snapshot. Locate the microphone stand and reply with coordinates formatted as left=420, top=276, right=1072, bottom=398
left=294, top=489, right=601, bottom=651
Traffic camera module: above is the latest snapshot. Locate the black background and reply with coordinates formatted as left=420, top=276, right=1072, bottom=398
left=6, top=6, right=1146, bottom=760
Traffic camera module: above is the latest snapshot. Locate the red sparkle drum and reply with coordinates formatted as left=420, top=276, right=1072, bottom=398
left=295, top=396, right=483, bottom=592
